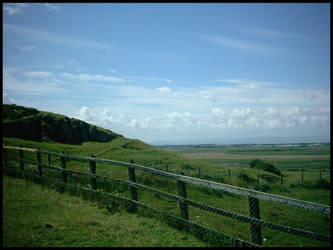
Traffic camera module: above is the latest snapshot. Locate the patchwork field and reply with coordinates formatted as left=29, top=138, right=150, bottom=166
left=164, top=143, right=330, bottom=170
left=179, top=151, right=330, bottom=160
left=160, top=143, right=331, bottom=205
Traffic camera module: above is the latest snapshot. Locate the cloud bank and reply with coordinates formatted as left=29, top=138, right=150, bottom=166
left=3, top=67, right=330, bottom=142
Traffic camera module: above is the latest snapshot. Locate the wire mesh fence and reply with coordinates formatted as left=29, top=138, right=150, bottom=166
left=165, top=162, right=330, bottom=190
left=2, top=145, right=330, bottom=247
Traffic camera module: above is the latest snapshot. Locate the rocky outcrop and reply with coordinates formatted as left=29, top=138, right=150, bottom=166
left=3, top=116, right=42, bottom=141
left=3, top=104, right=122, bottom=144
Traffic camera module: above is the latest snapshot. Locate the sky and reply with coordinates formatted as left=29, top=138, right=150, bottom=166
left=3, top=3, right=330, bottom=144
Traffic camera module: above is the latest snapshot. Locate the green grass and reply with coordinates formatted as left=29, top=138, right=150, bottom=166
left=3, top=175, right=211, bottom=247
left=166, top=143, right=330, bottom=155
left=3, top=137, right=331, bottom=247
left=169, top=143, right=330, bottom=204
left=3, top=136, right=230, bottom=183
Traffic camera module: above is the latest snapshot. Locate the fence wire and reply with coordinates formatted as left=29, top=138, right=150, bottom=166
left=2, top=146, right=330, bottom=247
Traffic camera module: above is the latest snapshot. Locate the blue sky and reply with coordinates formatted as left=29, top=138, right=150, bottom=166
left=3, top=3, right=330, bottom=144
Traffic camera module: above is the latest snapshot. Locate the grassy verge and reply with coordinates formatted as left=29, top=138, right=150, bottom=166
left=2, top=175, right=211, bottom=247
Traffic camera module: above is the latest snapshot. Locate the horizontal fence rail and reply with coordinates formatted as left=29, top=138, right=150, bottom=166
left=2, top=145, right=331, bottom=247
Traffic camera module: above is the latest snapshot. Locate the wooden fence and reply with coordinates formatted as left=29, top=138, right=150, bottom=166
left=2, top=145, right=331, bottom=247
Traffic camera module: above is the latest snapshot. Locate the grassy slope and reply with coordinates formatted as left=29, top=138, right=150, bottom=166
left=3, top=137, right=331, bottom=246
left=2, top=136, right=229, bottom=181
left=3, top=136, right=330, bottom=205
left=3, top=175, right=210, bottom=247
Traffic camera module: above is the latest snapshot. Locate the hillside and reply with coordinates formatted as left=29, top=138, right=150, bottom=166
left=2, top=104, right=227, bottom=179
left=2, top=104, right=122, bottom=144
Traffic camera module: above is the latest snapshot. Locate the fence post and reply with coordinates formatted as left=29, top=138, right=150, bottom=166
left=36, top=147, right=42, bottom=176
left=177, top=171, right=189, bottom=221
left=257, top=170, right=260, bottom=183
left=3, top=145, right=8, bottom=168
left=198, top=166, right=201, bottom=177
left=231, top=238, right=236, bottom=247
left=128, top=159, right=138, bottom=212
left=301, top=168, right=304, bottom=184
left=61, top=151, right=67, bottom=183
left=228, top=169, right=231, bottom=183
left=48, top=153, right=51, bottom=166
left=165, top=162, right=168, bottom=172
left=280, top=173, right=283, bottom=185
left=19, top=145, right=24, bottom=171
left=89, top=154, right=97, bottom=190
left=248, top=195, right=262, bottom=245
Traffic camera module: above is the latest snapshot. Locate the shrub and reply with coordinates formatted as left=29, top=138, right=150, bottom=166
left=254, top=183, right=271, bottom=192
left=289, top=179, right=330, bottom=190
left=181, top=164, right=194, bottom=170
left=237, top=172, right=256, bottom=184
left=249, top=159, right=260, bottom=168
left=249, top=159, right=281, bottom=176
left=314, top=179, right=330, bottom=190
left=258, top=174, right=279, bottom=183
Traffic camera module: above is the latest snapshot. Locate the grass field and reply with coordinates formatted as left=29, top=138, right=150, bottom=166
left=166, top=143, right=330, bottom=185
left=3, top=137, right=331, bottom=247
left=3, top=175, right=211, bottom=247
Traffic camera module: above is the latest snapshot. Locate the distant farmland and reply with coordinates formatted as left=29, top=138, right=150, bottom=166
left=178, top=151, right=330, bottom=160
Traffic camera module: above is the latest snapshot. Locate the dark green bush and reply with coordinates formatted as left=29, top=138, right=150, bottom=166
left=314, top=179, right=330, bottom=190
left=254, top=183, right=271, bottom=192
left=249, top=159, right=281, bottom=176
left=181, top=164, right=194, bottom=170
left=289, top=179, right=330, bottom=190
left=237, top=172, right=256, bottom=184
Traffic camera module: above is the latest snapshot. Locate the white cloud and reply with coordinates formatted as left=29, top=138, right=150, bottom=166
left=202, top=34, right=278, bottom=54
left=216, top=79, right=276, bottom=87
left=285, top=106, right=300, bottom=116
left=126, top=119, right=139, bottom=128
left=66, top=59, right=76, bottom=64
left=199, top=81, right=329, bottom=105
left=24, top=71, right=54, bottom=79
left=60, top=72, right=126, bottom=83
left=11, top=44, right=37, bottom=51
left=3, top=93, right=15, bottom=104
left=157, top=86, right=171, bottom=93
left=125, top=75, right=175, bottom=85
left=3, top=66, right=329, bottom=141
left=70, top=102, right=329, bottom=142
left=77, top=106, right=95, bottom=122
left=44, top=3, right=61, bottom=11
left=4, top=24, right=118, bottom=51
left=100, top=108, right=125, bottom=124
left=212, top=107, right=224, bottom=117
left=3, top=68, right=64, bottom=96
left=3, top=3, right=28, bottom=15
left=245, top=27, right=301, bottom=39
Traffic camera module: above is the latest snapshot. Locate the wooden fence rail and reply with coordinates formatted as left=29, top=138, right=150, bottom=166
left=2, top=145, right=331, bottom=247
